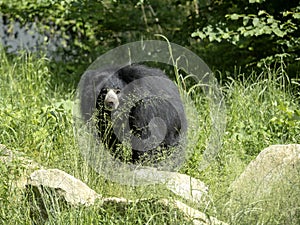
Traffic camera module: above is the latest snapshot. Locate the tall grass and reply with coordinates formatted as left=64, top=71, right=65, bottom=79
left=0, top=46, right=299, bottom=224
left=0, top=48, right=192, bottom=224
left=195, top=65, right=300, bottom=224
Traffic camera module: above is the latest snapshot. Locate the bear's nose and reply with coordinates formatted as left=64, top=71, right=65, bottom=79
left=105, top=101, right=115, bottom=109
left=104, top=89, right=119, bottom=110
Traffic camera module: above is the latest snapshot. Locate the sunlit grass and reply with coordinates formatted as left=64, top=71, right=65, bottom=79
left=0, top=46, right=299, bottom=224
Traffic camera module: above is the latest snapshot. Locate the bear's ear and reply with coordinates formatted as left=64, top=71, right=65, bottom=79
left=79, top=69, right=114, bottom=122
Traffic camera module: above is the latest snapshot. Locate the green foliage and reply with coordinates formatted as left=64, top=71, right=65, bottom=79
left=0, top=0, right=195, bottom=67
left=1, top=0, right=300, bottom=74
left=186, top=61, right=300, bottom=224
left=191, top=0, right=300, bottom=72
left=269, top=99, right=300, bottom=142
left=0, top=48, right=73, bottom=167
left=0, top=46, right=195, bottom=225
left=1, top=2, right=300, bottom=222
left=223, top=68, right=300, bottom=157
left=0, top=37, right=300, bottom=224
left=1, top=0, right=106, bottom=63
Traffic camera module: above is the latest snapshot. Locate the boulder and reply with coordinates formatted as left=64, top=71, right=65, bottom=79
left=1, top=144, right=227, bottom=225
left=27, top=168, right=226, bottom=225
left=27, top=169, right=101, bottom=206
left=229, top=144, right=300, bottom=224
left=0, top=144, right=41, bottom=189
left=131, top=167, right=209, bottom=204
left=165, top=171, right=208, bottom=204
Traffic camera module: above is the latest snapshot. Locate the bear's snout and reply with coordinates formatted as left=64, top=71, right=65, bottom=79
left=104, top=89, right=119, bottom=110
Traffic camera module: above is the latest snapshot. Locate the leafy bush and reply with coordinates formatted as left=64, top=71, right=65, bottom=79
left=2, top=0, right=299, bottom=75
left=191, top=0, right=300, bottom=73
left=0, top=0, right=193, bottom=65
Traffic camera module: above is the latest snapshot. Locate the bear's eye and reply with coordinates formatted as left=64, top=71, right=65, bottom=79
left=115, top=89, right=121, bottom=94
left=101, top=88, right=108, bottom=95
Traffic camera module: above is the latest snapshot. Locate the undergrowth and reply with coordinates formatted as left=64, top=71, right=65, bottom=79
left=0, top=47, right=299, bottom=224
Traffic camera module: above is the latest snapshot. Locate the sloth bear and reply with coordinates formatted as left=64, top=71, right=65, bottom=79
left=80, top=64, right=187, bottom=164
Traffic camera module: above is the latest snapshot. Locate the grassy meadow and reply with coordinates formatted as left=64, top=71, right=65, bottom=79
left=0, top=47, right=300, bottom=224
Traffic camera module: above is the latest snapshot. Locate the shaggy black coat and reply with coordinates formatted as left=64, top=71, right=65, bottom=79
left=80, top=64, right=187, bottom=163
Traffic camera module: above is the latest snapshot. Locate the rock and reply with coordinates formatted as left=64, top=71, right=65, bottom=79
left=159, top=199, right=228, bottom=225
left=229, top=144, right=300, bottom=224
left=165, top=172, right=208, bottom=204
left=0, top=144, right=41, bottom=189
left=27, top=169, right=101, bottom=206
left=0, top=144, right=227, bottom=225
left=26, top=169, right=224, bottom=225
left=131, top=167, right=209, bottom=204
left=230, top=144, right=300, bottom=196
left=100, top=197, right=228, bottom=225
